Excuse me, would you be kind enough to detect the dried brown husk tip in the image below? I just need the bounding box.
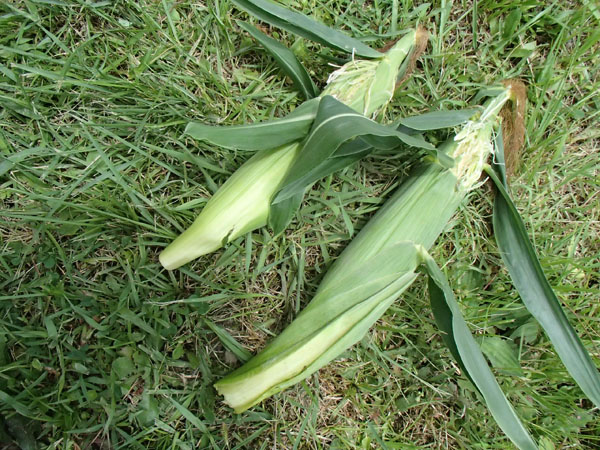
[379,26,429,89]
[500,79,527,178]
[397,26,429,87]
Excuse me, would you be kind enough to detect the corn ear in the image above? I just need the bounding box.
[214,242,420,412]
[160,30,422,270]
[322,29,417,118]
[159,142,301,270]
[214,88,513,412]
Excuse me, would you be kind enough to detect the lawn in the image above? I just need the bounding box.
[0,0,599,448]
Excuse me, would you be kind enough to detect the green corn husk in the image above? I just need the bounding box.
[159,30,421,270]
[159,142,301,270]
[214,87,513,413]
[321,30,417,118]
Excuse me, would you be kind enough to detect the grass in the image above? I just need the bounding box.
[0,0,599,448]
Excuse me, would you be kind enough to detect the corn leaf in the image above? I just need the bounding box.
[422,250,537,450]
[331,136,375,157]
[184,97,319,150]
[232,0,382,59]
[268,96,432,232]
[485,139,600,408]
[268,190,305,236]
[399,107,481,131]
[268,140,372,234]
[268,99,473,234]
[237,21,318,100]
[281,138,374,196]
[275,95,431,201]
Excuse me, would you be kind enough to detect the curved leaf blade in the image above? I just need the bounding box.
[232,0,382,58]
[268,190,304,236]
[331,136,374,158]
[422,250,537,450]
[399,107,481,131]
[204,318,252,363]
[184,97,319,150]
[267,96,433,232]
[267,96,432,232]
[238,21,318,100]
[485,161,600,408]
[275,96,432,202]
[268,140,372,234]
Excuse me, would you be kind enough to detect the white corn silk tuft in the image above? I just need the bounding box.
[450,87,513,192]
[450,120,494,192]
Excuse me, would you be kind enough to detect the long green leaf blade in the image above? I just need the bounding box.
[184,97,319,150]
[485,161,600,408]
[238,21,318,100]
[268,190,304,236]
[232,0,382,58]
[204,318,252,363]
[279,138,373,199]
[399,107,481,131]
[422,250,537,450]
[331,136,374,157]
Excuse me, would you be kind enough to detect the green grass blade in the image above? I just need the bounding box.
[421,250,538,450]
[168,398,209,433]
[231,0,382,58]
[237,21,318,100]
[0,415,39,450]
[204,318,252,363]
[184,97,319,150]
[485,163,600,408]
